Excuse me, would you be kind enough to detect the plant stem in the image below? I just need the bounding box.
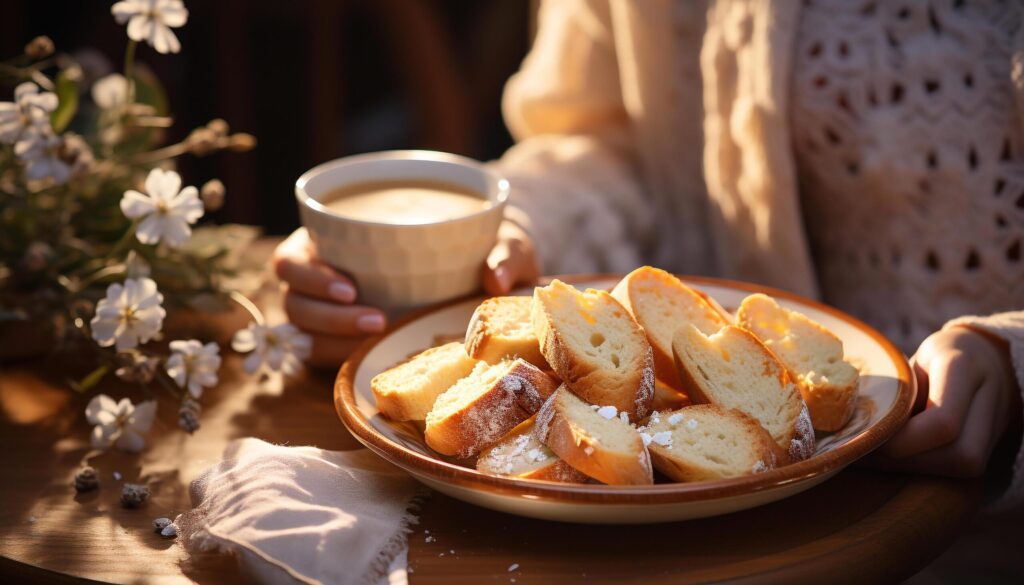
[130,141,189,165]
[229,290,264,326]
[123,39,137,106]
[106,219,139,261]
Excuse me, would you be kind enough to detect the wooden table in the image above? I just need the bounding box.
[0,242,984,584]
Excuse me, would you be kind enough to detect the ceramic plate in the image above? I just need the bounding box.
[334,275,915,524]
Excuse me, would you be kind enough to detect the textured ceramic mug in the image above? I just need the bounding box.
[295,150,508,315]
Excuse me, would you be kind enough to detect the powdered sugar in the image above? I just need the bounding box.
[686,419,698,429]
[634,346,656,418]
[640,432,653,447]
[619,411,630,424]
[533,393,557,443]
[667,412,684,425]
[583,446,595,456]
[596,405,617,420]
[651,431,673,447]
[499,368,544,412]
[526,448,548,463]
[788,403,816,462]
[752,460,768,473]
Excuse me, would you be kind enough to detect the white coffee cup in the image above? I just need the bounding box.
[295,150,509,315]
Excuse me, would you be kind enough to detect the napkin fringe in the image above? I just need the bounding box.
[360,488,430,585]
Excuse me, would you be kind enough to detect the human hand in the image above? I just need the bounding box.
[481,221,540,295]
[272,228,387,367]
[873,326,1020,477]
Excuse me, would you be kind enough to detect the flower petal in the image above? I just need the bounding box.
[14,82,37,101]
[171,186,204,223]
[160,217,192,248]
[242,352,262,375]
[120,190,156,219]
[85,394,117,425]
[135,214,166,245]
[159,0,189,27]
[126,14,153,43]
[232,326,258,352]
[91,424,117,450]
[115,429,145,453]
[128,400,158,433]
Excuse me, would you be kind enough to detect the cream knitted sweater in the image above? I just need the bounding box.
[493,0,1024,506]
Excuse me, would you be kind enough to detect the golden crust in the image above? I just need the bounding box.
[671,325,814,464]
[534,388,654,485]
[424,360,559,458]
[531,281,654,420]
[610,267,729,391]
[464,297,548,368]
[646,405,778,482]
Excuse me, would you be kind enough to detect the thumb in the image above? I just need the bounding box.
[482,234,538,295]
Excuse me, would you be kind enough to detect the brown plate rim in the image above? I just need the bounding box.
[333,274,916,505]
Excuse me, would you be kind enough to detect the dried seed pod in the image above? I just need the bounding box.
[74,466,99,492]
[120,483,150,508]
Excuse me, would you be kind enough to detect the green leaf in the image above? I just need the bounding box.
[71,365,109,393]
[50,70,79,133]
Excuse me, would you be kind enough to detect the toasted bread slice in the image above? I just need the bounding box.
[736,293,860,432]
[534,386,653,485]
[425,358,558,458]
[611,267,730,390]
[672,325,815,462]
[465,296,548,368]
[651,379,691,412]
[641,405,778,482]
[476,416,590,483]
[372,342,479,421]
[531,279,654,420]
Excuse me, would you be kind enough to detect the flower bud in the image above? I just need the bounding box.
[227,133,257,152]
[186,127,220,156]
[24,36,55,60]
[200,179,225,211]
[207,118,229,136]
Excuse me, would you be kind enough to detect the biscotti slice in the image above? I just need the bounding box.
[651,379,691,412]
[736,293,860,432]
[611,266,730,390]
[425,358,559,458]
[641,405,778,482]
[672,325,815,462]
[465,296,547,368]
[534,386,653,485]
[476,416,589,483]
[532,279,654,420]
[372,342,479,421]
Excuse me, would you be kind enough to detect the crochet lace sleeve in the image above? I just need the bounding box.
[490,0,653,275]
[944,311,1024,510]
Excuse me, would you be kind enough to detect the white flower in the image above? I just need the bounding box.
[90,277,166,351]
[85,394,157,452]
[166,339,221,398]
[112,0,189,54]
[120,168,203,248]
[0,82,57,145]
[92,73,129,110]
[232,322,312,375]
[15,133,71,184]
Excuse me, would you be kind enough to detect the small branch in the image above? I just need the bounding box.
[123,39,137,106]
[229,290,264,326]
[129,141,189,165]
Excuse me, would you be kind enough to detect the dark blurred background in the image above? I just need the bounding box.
[1,0,532,235]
